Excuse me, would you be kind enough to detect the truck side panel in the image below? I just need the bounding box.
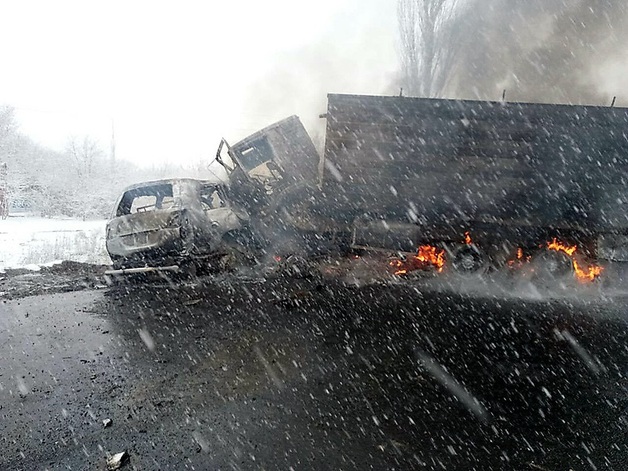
[321,94,628,234]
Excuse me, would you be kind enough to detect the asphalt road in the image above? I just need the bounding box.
[1,274,627,470]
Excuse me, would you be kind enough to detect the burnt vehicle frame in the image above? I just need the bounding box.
[217,94,628,280]
[105,178,253,276]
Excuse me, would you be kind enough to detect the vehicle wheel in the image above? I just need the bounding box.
[449,245,488,275]
[531,249,574,281]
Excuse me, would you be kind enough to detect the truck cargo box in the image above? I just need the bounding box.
[319,94,628,235]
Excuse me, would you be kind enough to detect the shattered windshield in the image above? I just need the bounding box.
[117,184,175,216]
[237,137,274,172]
[1,1,627,470]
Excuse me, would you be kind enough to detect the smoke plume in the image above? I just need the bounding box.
[229,2,399,147]
[229,0,628,146]
[449,0,628,105]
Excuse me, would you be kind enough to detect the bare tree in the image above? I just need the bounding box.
[66,136,103,178]
[398,0,464,97]
[0,106,16,137]
[0,106,18,157]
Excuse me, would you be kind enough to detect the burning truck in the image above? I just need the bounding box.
[216,93,628,282]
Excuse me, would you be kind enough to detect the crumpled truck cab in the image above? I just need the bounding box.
[105,178,249,275]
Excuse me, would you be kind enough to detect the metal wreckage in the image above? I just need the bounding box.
[105,93,628,283]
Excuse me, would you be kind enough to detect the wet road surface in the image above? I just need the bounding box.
[1,275,627,470]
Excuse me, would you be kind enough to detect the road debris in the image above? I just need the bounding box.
[183,298,202,306]
[103,418,112,428]
[107,451,129,470]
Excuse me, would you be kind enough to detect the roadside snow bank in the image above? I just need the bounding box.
[0,217,109,271]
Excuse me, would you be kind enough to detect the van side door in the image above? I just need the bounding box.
[199,184,243,250]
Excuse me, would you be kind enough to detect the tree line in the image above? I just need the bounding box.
[0,105,214,219]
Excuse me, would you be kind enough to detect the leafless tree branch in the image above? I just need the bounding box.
[398,0,464,97]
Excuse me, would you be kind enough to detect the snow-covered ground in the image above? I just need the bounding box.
[0,217,109,271]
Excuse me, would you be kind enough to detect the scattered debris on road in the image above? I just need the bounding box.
[106,451,129,470]
[0,261,108,299]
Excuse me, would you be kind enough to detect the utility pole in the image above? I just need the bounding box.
[110,118,116,175]
[0,162,8,219]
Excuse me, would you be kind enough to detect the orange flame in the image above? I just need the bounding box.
[547,238,577,256]
[508,247,530,266]
[464,231,472,245]
[573,260,603,282]
[389,258,406,275]
[389,245,446,275]
[417,245,446,272]
[546,238,603,282]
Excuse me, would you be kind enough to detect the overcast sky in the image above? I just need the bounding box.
[0,0,397,167]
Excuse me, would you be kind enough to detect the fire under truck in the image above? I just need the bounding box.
[218,94,628,281]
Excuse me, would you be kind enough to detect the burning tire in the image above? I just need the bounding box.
[449,245,487,275]
[530,248,574,281]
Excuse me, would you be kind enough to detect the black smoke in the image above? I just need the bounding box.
[449,0,628,104]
